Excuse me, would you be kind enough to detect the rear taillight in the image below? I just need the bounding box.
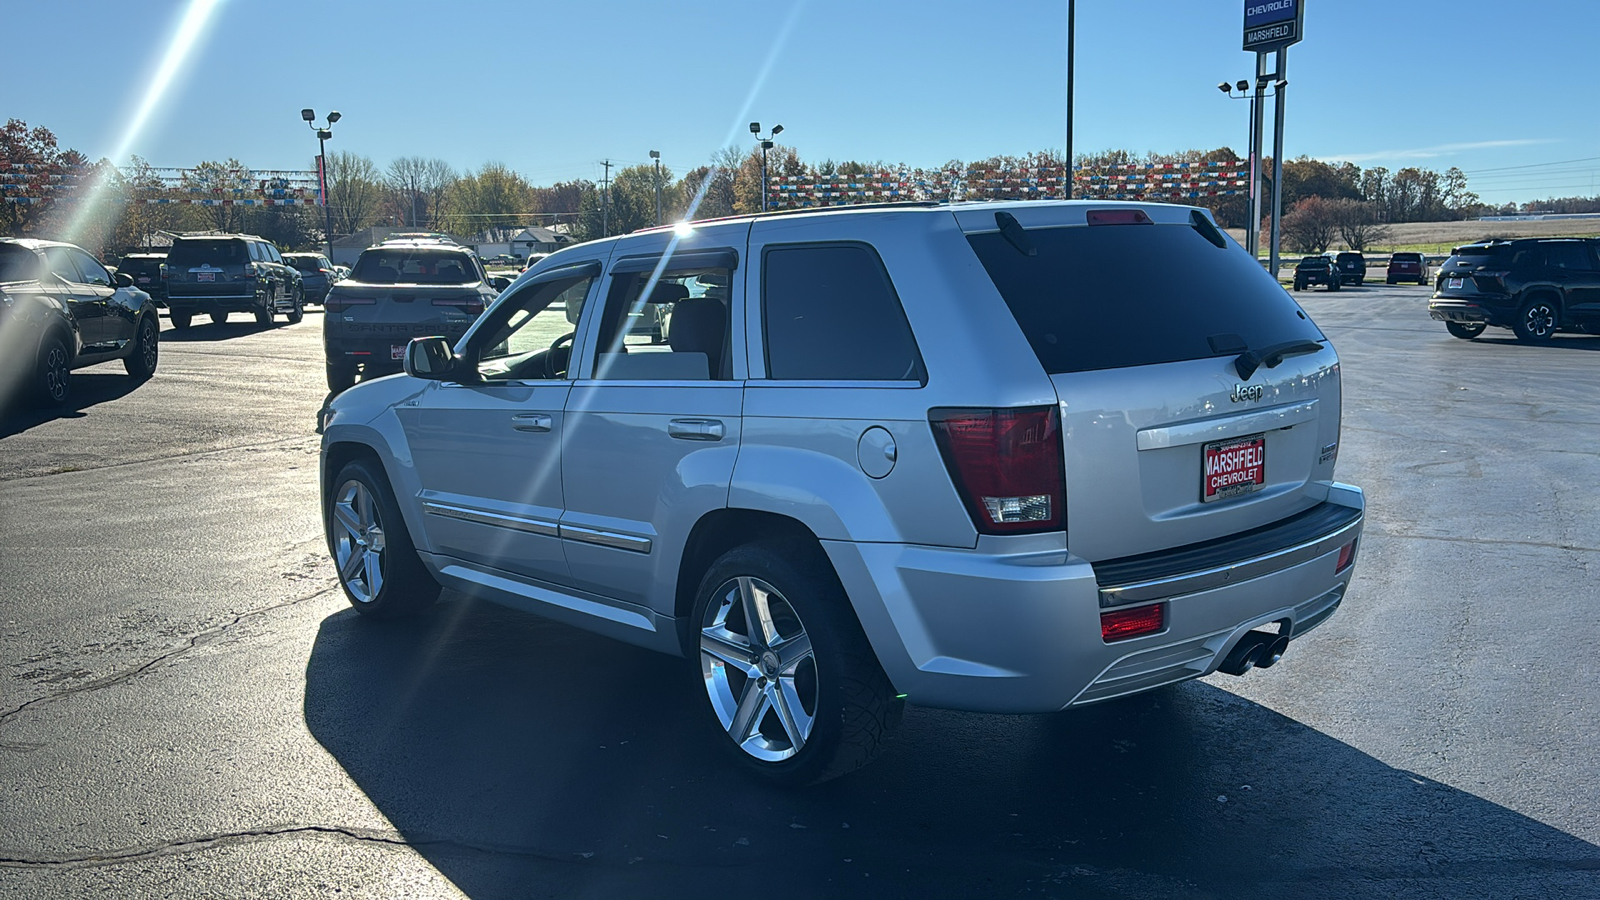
[432,298,484,314]
[930,406,1065,535]
[324,295,375,313]
[1101,604,1165,642]
[1335,539,1357,574]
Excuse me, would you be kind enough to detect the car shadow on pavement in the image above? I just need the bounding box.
[0,372,143,437]
[1465,335,1600,351]
[303,597,1600,900]
[158,320,282,342]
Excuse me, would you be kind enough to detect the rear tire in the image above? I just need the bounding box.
[692,540,902,785]
[287,288,304,324]
[1446,321,1486,340]
[1512,296,1558,343]
[211,311,228,325]
[171,310,192,330]
[123,315,159,380]
[327,362,358,393]
[33,334,71,408]
[1329,279,1341,292]
[255,301,273,326]
[327,458,440,618]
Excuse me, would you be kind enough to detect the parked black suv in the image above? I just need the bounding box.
[323,237,509,391]
[163,234,303,329]
[1292,256,1341,291]
[1429,239,1600,341]
[0,238,161,408]
[114,252,167,306]
[1333,251,1366,286]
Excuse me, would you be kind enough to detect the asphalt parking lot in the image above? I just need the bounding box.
[2,286,1598,899]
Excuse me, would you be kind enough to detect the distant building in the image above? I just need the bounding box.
[467,226,573,259]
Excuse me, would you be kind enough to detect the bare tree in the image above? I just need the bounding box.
[1328,198,1391,251]
[385,156,456,228]
[1282,196,1337,253]
[323,151,382,236]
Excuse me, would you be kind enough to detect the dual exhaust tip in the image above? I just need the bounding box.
[1218,629,1291,676]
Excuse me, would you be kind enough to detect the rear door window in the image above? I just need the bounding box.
[967,223,1324,375]
[761,243,924,382]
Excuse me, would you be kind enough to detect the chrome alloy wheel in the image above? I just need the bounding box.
[332,479,387,603]
[41,342,69,403]
[137,320,158,370]
[699,576,818,762]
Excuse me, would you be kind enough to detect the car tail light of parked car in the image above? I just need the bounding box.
[324,296,375,313]
[431,297,484,314]
[1101,604,1165,642]
[929,406,1065,535]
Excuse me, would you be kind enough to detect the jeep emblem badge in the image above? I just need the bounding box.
[1231,383,1265,403]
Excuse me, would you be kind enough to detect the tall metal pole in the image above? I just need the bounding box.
[653,156,662,226]
[319,134,334,262]
[1065,0,1075,199]
[1248,52,1268,262]
[600,159,611,237]
[760,145,769,213]
[1269,48,1288,277]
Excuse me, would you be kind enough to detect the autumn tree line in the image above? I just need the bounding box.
[3,117,1570,262]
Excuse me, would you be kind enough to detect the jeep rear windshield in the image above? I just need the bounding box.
[967,223,1324,375]
[351,249,478,285]
[168,239,247,266]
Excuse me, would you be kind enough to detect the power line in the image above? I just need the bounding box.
[1459,155,1600,175]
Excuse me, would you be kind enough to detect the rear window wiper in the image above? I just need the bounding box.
[1234,339,1324,380]
[994,211,1036,257]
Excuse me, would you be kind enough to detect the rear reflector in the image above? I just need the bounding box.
[1335,540,1357,574]
[1102,604,1165,642]
[930,406,1065,535]
[1087,209,1153,226]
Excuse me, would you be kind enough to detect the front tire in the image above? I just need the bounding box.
[693,541,902,785]
[327,458,440,617]
[1512,297,1558,343]
[1446,321,1486,340]
[124,316,159,380]
[327,361,358,393]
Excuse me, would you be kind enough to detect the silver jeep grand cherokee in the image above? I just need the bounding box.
[319,200,1363,785]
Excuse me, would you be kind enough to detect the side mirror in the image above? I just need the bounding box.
[404,336,457,380]
[488,276,512,292]
[114,272,134,288]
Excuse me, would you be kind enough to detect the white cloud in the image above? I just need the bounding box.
[1323,139,1557,164]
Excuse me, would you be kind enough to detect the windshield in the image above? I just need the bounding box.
[0,245,43,281]
[350,248,478,284]
[168,239,247,266]
[967,223,1323,374]
[117,257,164,275]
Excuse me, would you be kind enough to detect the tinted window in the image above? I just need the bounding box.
[968,223,1324,375]
[0,245,42,281]
[67,248,110,286]
[116,257,164,277]
[351,248,478,284]
[168,239,248,266]
[762,244,924,381]
[1546,242,1595,270]
[1391,252,1421,263]
[42,247,85,284]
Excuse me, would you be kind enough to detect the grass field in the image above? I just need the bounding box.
[1225,217,1600,257]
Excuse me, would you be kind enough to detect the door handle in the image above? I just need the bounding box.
[511,413,552,433]
[668,418,725,441]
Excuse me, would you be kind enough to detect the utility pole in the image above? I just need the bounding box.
[600,159,612,237]
[1065,0,1075,200]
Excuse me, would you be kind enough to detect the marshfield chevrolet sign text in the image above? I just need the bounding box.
[1243,0,1303,51]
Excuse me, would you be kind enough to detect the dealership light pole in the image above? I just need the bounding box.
[1217,77,1286,263]
[649,150,662,226]
[1065,0,1075,199]
[301,108,340,262]
[1241,0,1304,276]
[751,122,782,212]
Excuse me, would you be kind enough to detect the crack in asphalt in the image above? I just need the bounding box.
[0,584,338,730]
[0,434,319,483]
[1364,529,1599,555]
[0,824,659,871]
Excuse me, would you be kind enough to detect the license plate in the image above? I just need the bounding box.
[1447,277,1463,289]
[391,344,407,360]
[196,272,215,282]
[136,276,151,283]
[1203,434,1266,502]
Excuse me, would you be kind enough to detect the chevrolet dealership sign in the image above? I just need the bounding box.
[1243,0,1304,51]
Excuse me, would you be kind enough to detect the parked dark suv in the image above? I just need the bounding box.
[323,237,508,391]
[1386,251,1428,285]
[1292,256,1341,291]
[1333,251,1366,286]
[1429,239,1600,341]
[114,252,167,306]
[0,238,161,408]
[163,234,303,329]
[283,252,337,306]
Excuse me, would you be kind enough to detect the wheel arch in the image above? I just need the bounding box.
[673,508,829,652]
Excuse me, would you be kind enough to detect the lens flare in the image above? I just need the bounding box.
[64,0,225,243]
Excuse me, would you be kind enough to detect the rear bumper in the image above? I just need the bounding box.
[166,290,261,311]
[1429,299,1502,325]
[826,483,1365,714]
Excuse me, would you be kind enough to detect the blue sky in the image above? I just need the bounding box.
[4,0,1597,204]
